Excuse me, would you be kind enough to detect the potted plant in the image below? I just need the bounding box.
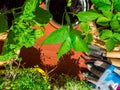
[0,0,52,65]
[42,0,91,59]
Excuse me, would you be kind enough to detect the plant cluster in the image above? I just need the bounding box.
[0,65,49,90]
[0,0,52,61]
[50,74,92,90]
[77,0,120,51]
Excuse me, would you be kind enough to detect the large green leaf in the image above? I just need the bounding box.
[57,36,72,59]
[72,36,89,53]
[33,7,52,24]
[42,26,69,44]
[100,30,113,40]
[96,16,110,26]
[70,28,82,37]
[0,14,8,33]
[112,0,120,11]
[110,15,120,29]
[102,11,113,20]
[106,38,116,51]
[77,11,101,22]
[91,0,111,11]
[113,33,120,42]
[69,28,89,53]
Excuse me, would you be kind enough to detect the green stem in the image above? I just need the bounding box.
[3,6,22,15]
[111,2,114,13]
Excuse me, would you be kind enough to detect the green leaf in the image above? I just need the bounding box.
[113,33,120,42]
[67,0,72,7]
[110,15,120,29]
[33,7,52,24]
[77,11,101,22]
[70,28,82,37]
[83,34,93,44]
[106,38,116,51]
[69,29,89,53]
[0,14,8,33]
[102,11,113,20]
[112,0,120,11]
[42,26,69,44]
[91,0,111,11]
[72,36,89,53]
[57,36,72,59]
[96,16,110,26]
[113,28,120,33]
[80,22,90,33]
[100,30,113,40]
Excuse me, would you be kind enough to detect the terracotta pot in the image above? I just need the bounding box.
[20,2,91,80]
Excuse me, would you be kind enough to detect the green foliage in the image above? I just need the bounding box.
[0,0,52,61]
[77,11,102,22]
[42,26,69,44]
[42,26,89,59]
[0,14,8,33]
[33,6,52,24]
[77,0,120,51]
[42,0,92,59]
[0,68,49,90]
[67,0,72,7]
[50,74,92,90]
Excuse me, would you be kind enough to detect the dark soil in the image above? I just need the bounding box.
[0,0,25,27]
[48,0,82,25]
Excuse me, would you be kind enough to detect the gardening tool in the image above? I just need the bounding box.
[83,45,120,90]
[87,45,120,67]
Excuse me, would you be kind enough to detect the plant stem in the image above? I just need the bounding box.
[3,7,22,15]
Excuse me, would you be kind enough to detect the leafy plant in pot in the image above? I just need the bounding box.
[0,0,52,65]
[42,0,91,59]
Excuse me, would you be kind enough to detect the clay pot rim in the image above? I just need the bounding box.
[45,0,90,28]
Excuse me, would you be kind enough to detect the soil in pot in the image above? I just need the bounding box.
[46,0,89,25]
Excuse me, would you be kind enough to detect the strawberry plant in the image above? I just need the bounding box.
[77,0,120,51]
[0,0,52,61]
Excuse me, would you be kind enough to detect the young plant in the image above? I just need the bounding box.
[42,0,90,60]
[0,0,52,61]
[77,0,120,51]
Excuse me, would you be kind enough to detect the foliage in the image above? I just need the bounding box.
[77,0,120,51]
[0,67,49,90]
[42,2,90,59]
[50,74,92,90]
[0,0,52,61]
[0,14,8,33]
